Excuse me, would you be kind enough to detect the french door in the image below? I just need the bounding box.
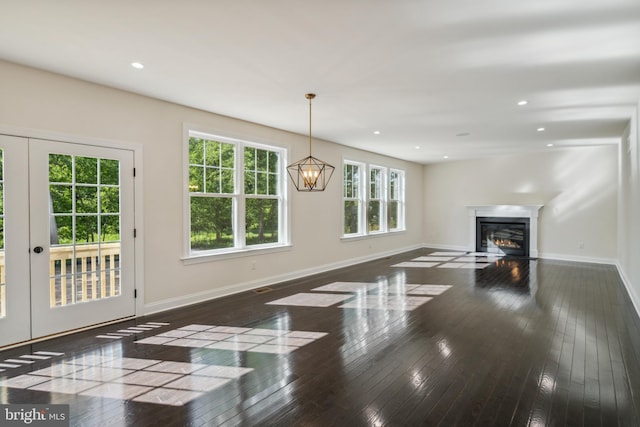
[0,135,136,347]
[0,136,30,346]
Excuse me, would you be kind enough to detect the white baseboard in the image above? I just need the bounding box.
[143,243,422,316]
[423,243,618,265]
[537,252,617,265]
[616,262,640,320]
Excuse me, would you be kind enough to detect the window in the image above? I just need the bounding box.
[188,137,235,251]
[343,162,363,235]
[368,166,385,232]
[186,131,287,256]
[343,161,405,237]
[388,169,405,231]
[244,146,280,246]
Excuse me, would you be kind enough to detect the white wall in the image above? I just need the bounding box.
[618,101,640,310]
[0,60,423,313]
[423,146,618,262]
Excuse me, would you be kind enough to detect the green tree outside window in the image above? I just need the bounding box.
[188,135,283,252]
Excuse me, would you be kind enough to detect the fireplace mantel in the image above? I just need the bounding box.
[466,205,543,257]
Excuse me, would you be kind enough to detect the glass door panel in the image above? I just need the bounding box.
[49,155,122,307]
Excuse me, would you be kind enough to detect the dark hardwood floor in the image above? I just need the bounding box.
[1,248,640,426]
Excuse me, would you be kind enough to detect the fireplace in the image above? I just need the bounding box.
[467,205,542,258]
[476,217,530,256]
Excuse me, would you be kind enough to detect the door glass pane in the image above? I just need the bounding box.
[100,159,119,185]
[49,154,72,183]
[100,215,120,242]
[0,148,5,318]
[100,187,120,214]
[51,215,73,245]
[75,156,97,184]
[50,185,73,213]
[49,154,121,307]
[76,187,98,214]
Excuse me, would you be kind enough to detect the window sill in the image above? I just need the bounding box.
[182,244,292,265]
[340,229,406,242]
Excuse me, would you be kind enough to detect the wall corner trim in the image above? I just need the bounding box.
[617,262,640,320]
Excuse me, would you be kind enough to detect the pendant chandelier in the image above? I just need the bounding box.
[287,93,335,191]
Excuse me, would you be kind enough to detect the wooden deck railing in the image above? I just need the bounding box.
[0,243,120,316]
[49,243,121,307]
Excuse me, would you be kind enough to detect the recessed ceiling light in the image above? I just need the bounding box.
[415,146,421,149]
[537,127,545,132]
[517,100,528,106]
[131,62,144,69]
[547,143,554,147]
[373,130,381,135]
[443,155,449,159]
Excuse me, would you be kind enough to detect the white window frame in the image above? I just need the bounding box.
[183,129,289,261]
[343,160,365,236]
[368,165,386,234]
[388,168,405,231]
[342,160,405,238]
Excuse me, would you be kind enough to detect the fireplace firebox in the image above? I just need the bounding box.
[476,217,530,257]
[467,205,542,257]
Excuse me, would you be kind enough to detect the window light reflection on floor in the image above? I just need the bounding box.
[0,355,254,406]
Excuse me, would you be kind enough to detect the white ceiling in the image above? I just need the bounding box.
[1,0,639,164]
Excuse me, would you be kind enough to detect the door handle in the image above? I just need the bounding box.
[33,246,44,254]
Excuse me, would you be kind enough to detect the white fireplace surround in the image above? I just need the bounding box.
[467,205,543,257]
